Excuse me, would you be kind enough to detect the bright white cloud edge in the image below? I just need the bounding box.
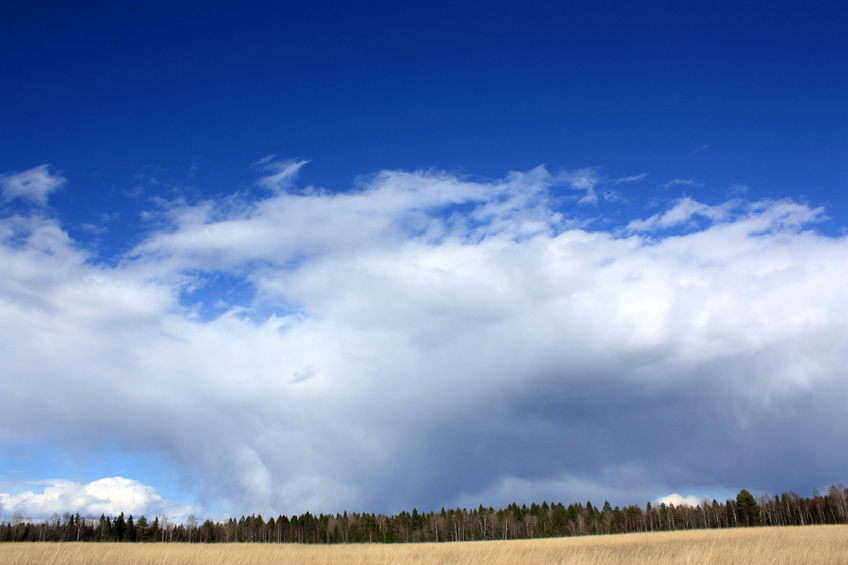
[0,478,199,522]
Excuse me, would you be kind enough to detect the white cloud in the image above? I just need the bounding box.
[0,163,845,517]
[253,157,309,193]
[626,197,730,231]
[601,189,624,203]
[660,178,702,189]
[0,165,66,206]
[0,478,198,521]
[555,167,601,205]
[657,493,703,508]
[624,197,824,234]
[612,173,648,185]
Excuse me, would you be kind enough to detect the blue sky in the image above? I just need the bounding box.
[1,1,846,521]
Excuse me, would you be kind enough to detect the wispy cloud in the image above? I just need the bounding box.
[0,165,66,206]
[612,173,648,185]
[626,196,824,234]
[626,197,731,232]
[660,178,703,189]
[727,183,750,197]
[253,157,309,193]
[553,167,601,205]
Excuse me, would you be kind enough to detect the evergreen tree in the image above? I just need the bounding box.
[114,513,125,541]
[136,516,149,541]
[736,489,761,526]
[126,514,136,541]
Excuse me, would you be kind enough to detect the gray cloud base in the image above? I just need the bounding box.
[0,164,845,519]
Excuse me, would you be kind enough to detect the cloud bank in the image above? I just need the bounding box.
[1,163,845,519]
[0,478,198,522]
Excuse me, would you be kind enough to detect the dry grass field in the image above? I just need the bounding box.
[1,525,845,565]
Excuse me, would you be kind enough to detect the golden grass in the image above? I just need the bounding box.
[1,525,846,565]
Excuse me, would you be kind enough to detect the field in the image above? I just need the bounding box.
[1,525,845,565]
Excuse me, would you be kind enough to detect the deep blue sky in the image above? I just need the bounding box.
[3,1,846,226]
[1,1,846,520]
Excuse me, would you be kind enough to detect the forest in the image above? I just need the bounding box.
[2,485,845,544]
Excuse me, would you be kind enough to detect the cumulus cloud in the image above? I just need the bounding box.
[0,478,198,521]
[0,165,65,206]
[0,162,845,518]
[657,493,703,508]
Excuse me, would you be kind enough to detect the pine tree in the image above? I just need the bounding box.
[114,512,125,541]
[736,489,761,526]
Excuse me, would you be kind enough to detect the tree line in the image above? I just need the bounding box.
[2,485,845,543]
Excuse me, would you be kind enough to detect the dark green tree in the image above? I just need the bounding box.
[150,516,160,542]
[736,489,761,526]
[136,516,149,541]
[126,514,136,541]
[98,514,111,541]
[114,512,125,541]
